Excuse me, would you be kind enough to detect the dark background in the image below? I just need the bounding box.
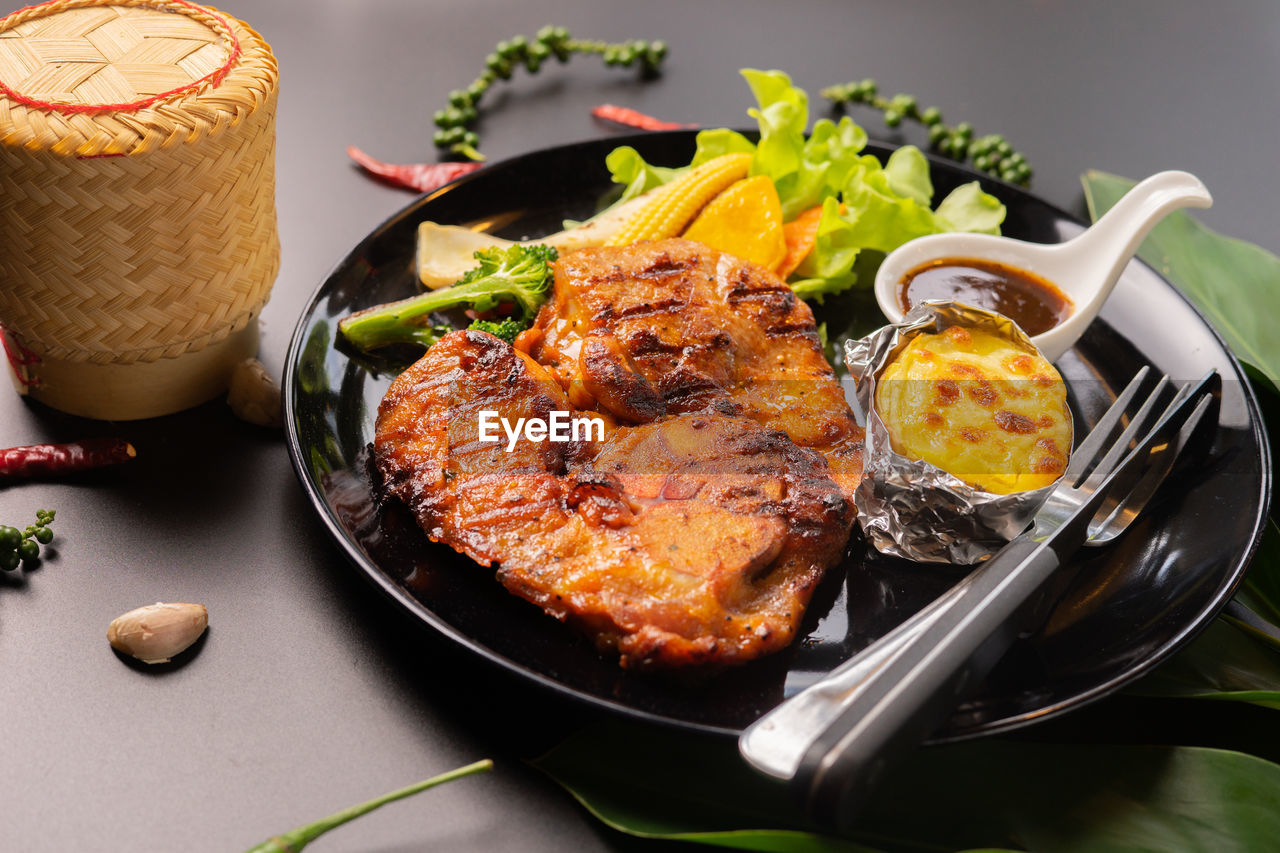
[2,1,1277,850]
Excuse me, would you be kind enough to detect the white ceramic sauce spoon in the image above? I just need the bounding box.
[873,170,1212,361]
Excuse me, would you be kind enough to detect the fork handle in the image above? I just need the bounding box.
[794,535,1062,827]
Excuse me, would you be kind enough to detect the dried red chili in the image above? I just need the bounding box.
[590,104,694,131]
[346,147,482,193]
[0,438,136,480]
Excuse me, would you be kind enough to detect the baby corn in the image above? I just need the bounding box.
[606,153,752,246]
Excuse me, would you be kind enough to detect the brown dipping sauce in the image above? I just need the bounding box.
[898,257,1073,337]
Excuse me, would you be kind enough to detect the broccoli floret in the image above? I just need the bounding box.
[338,244,557,352]
[467,317,527,344]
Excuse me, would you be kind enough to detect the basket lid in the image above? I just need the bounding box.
[0,0,276,157]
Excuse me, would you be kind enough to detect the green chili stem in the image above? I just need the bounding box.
[245,759,494,853]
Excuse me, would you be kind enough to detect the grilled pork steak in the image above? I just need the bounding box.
[375,241,863,669]
[519,239,864,500]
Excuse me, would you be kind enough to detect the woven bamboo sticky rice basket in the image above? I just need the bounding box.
[0,0,279,419]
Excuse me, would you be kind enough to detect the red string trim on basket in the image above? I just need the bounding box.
[0,324,40,388]
[0,0,243,116]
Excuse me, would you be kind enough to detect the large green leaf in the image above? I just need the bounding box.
[1127,514,1280,708]
[1084,173,1280,703]
[1228,376,1280,652]
[1081,170,1280,394]
[534,723,1280,852]
[533,723,874,853]
[1236,519,1280,639]
[1128,618,1280,709]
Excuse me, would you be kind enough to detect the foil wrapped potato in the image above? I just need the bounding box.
[846,302,1072,564]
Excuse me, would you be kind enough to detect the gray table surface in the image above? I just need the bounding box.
[2,1,1277,850]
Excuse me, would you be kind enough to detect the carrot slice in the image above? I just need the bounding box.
[777,205,826,279]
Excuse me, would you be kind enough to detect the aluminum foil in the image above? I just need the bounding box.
[844,301,1067,564]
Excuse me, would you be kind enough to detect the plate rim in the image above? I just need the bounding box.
[283,130,1273,741]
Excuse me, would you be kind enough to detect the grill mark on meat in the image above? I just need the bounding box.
[624,328,681,357]
[637,250,700,276]
[580,335,666,423]
[658,368,726,405]
[605,297,688,321]
[725,286,795,305]
[762,322,817,337]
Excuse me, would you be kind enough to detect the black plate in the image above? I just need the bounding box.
[283,131,1270,740]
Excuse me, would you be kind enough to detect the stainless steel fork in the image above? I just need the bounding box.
[739,367,1220,826]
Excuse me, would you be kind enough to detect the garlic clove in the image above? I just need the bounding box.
[227,357,283,428]
[107,602,208,664]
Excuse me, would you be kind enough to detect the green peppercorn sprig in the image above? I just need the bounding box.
[821,79,1033,186]
[0,509,54,571]
[433,26,668,161]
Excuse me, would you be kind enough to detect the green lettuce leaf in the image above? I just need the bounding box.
[800,116,870,206]
[790,197,862,301]
[739,69,870,220]
[603,69,1006,302]
[691,127,757,165]
[936,181,1007,234]
[743,67,808,191]
[605,145,686,203]
[792,148,1005,300]
[734,70,1005,299]
[603,129,754,207]
[882,144,933,207]
[839,153,941,250]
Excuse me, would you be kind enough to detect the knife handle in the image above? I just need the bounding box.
[793,535,1062,828]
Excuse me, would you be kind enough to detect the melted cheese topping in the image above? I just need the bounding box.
[875,326,1070,494]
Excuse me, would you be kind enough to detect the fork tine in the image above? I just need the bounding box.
[1073,374,1170,491]
[1072,371,1219,539]
[1130,370,1219,450]
[1089,392,1215,539]
[1088,372,1220,540]
[1063,365,1151,483]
